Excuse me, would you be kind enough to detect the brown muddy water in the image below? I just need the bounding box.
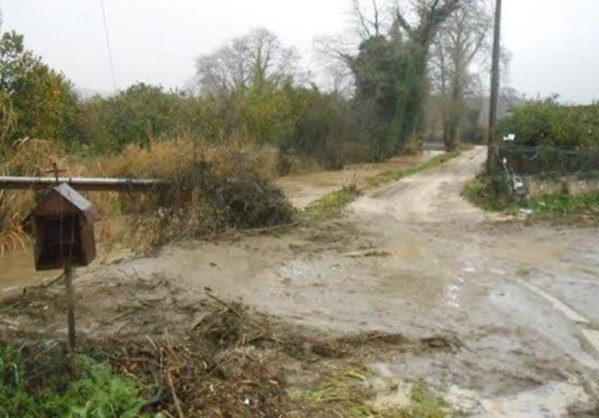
[276,153,433,209]
[0,153,433,294]
[0,252,55,295]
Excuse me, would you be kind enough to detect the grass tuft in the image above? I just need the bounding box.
[302,179,362,221]
[367,151,460,188]
[302,151,461,221]
[291,370,453,418]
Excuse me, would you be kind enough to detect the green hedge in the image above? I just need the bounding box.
[498,99,599,149]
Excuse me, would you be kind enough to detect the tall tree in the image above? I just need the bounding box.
[429,0,492,149]
[344,0,463,158]
[193,29,301,146]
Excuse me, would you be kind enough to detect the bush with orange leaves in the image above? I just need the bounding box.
[94,139,295,251]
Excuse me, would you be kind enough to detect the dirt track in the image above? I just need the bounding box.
[2,147,599,416]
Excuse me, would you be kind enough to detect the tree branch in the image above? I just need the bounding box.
[394,9,413,36]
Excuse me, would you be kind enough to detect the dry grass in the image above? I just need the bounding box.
[93,139,294,251]
[0,139,67,254]
[0,138,294,254]
[0,139,111,253]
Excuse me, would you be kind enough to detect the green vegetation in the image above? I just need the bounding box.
[303,183,362,221]
[498,98,599,148]
[463,174,599,218]
[526,192,599,217]
[484,98,599,214]
[495,99,599,176]
[462,174,515,211]
[368,151,461,187]
[346,1,461,159]
[289,366,379,417]
[0,27,77,151]
[402,379,452,418]
[0,344,147,418]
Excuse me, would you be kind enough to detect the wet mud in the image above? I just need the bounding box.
[2,147,599,416]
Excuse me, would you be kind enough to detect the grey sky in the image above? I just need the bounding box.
[1,0,598,103]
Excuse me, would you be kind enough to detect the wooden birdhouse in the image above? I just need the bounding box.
[26,184,100,271]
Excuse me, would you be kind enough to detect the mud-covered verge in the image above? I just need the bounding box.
[0,281,461,417]
[462,174,599,225]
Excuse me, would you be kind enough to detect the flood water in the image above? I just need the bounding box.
[0,153,436,294]
[0,251,54,296]
[276,154,430,209]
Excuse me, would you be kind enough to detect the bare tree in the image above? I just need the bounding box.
[429,0,492,149]
[195,28,299,96]
[351,0,385,39]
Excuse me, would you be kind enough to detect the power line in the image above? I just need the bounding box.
[99,0,118,92]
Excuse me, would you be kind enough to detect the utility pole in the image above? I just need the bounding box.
[487,0,503,173]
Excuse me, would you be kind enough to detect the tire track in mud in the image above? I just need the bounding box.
[519,279,599,363]
[348,146,599,415]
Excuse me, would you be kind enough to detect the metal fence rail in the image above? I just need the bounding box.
[0,176,167,192]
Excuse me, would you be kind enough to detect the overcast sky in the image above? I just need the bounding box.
[1,0,598,103]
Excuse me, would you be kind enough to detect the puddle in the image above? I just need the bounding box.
[0,246,120,295]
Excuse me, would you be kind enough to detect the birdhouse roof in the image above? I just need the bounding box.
[32,183,100,222]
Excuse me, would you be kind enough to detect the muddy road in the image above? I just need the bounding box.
[2,147,599,416]
[275,153,431,209]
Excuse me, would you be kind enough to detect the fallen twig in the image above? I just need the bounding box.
[167,369,185,418]
[205,292,245,319]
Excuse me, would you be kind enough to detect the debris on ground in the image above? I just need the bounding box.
[0,276,461,417]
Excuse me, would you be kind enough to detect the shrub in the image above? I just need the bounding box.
[0,343,146,418]
[462,174,514,211]
[97,140,295,250]
[71,83,203,154]
[0,30,79,146]
[498,99,599,149]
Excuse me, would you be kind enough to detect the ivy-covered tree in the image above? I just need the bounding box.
[342,0,463,159]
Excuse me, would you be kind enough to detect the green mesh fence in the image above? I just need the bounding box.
[496,144,599,178]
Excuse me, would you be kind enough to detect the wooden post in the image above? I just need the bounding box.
[64,264,78,375]
[487,0,503,174]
